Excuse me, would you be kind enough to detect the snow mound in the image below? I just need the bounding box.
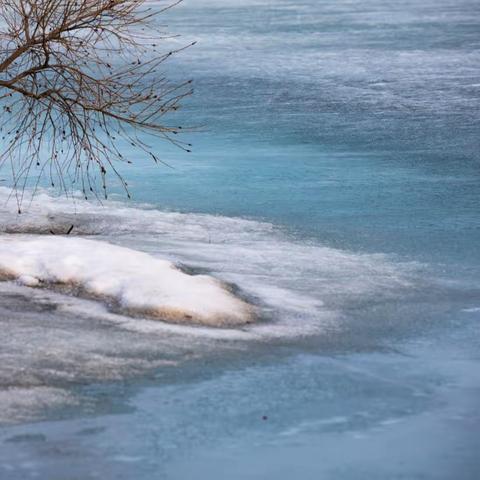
[0,236,254,326]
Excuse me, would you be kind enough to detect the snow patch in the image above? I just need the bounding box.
[0,236,254,326]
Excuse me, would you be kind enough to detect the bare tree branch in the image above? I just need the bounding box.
[0,0,193,211]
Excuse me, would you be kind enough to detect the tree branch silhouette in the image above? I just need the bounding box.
[0,0,193,211]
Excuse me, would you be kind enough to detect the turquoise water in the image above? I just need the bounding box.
[123,0,480,266]
[1,0,480,478]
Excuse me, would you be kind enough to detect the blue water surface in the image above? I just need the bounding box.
[119,0,480,267]
[1,1,480,479]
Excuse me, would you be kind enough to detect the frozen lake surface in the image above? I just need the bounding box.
[0,0,479,478]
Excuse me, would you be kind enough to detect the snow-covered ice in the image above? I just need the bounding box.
[0,236,254,326]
